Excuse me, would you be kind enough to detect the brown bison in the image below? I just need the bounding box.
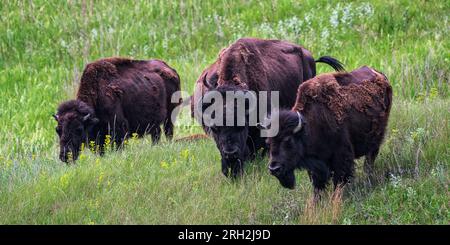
[54,57,181,162]
[262,66,392,194]
[192,38,344,177]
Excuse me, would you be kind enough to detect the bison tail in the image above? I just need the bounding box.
[384,82,393,114]
[315,56,345,72]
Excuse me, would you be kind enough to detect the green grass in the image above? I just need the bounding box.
[0,0,448,224]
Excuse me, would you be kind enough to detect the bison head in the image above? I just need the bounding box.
[263,110,306,189]
[211,123,249,178]
[197,84,257,178]
[53,100,99,162]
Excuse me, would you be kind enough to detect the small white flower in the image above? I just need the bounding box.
[107,27,114,35]
[342,4,353,26]
[60,39,67,48]
[358,2,374,18]
[91,28,98,39]
[321,28,330,40]
[389,173,402,188]
[406,187,416,198]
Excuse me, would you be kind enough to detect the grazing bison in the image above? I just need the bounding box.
[192,38,344,177]
[263,66,392,194]
[54,57,181,162]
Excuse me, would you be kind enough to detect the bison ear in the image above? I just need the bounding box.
[83,113,99,126]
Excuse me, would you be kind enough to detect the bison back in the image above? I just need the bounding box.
[294,67,392,158]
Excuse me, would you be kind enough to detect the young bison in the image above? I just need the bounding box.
[262,66,392,194]
[54,57,181,162]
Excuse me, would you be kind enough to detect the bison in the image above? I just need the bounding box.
[192,38,344,177]
[262,66,392,195]
[54,57,181,162]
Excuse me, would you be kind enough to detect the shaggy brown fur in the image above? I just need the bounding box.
[191,38,344,177]
[293,66,392,124]
[191,38,324,114]
[267,66,392,192]
[55,57,181,162]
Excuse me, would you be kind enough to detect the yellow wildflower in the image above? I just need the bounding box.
[59,173,69,189]
[79,153,86,161]
[89,141,96,152]
[180,149,189,160]
[132,133,138,140]
[97,172,104,187]
[160,161,169,169]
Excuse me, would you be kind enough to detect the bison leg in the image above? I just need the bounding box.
[329,138,355,189]
[364,147,379,176]
[114,120,129,149]
[306,158,330,201]
[89,130,105,155]
[230,159,244,178]
[310,171,329,202]
[220,158,244,178]
[106,107,129,149]
[221,158,230,177]
[364,147,380,186]
[150,126,162,144]
[163,118,174,140]
[331,155,354,190]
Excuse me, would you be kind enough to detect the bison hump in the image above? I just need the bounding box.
[293,71,391,123]
[77,59,122,107]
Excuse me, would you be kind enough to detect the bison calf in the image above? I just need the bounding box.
[54,57,181,162]
[263,66,392,193]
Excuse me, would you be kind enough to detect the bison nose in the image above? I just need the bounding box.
[269,162,282,175]
[223,148,239,159]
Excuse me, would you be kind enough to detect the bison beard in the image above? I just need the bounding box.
[267,66,392,195]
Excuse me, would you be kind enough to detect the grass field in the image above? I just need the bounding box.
[0,0,448,224]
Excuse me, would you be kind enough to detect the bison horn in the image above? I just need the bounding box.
[269,164,281,171]
[52,114,59,121]
[83,113,91,122]
[256,122,267,130]
[293,111,303,133]
[202,72,213,90]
